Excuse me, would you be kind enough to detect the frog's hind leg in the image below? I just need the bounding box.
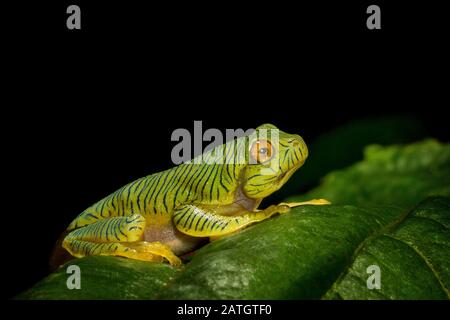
[62,214,181,266]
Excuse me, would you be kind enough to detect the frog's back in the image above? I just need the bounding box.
[67,167,179,230]
[66,159,240,231]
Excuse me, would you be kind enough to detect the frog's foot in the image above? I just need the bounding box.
[208,204,290,242]
[278,199,331,208]
[63,240,181,266]
[253,203,291,214]
[125,241,182,266]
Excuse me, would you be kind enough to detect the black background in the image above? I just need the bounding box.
[5,0,449,306]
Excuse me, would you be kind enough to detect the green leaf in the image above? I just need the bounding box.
[158,203,405,299]
[17,140,450,300]
[158,197,449,299]
[16,256,180,300]
[324,197,450,299]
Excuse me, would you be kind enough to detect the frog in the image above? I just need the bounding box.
[57,124,329,266]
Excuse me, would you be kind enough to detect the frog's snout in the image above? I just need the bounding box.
[289,135,308,162]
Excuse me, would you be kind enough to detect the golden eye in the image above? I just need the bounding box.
[250,140,273,164]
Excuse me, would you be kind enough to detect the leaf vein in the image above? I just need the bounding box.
[410,215,449,231]
[383,234,450,298]
[321,201,423,299]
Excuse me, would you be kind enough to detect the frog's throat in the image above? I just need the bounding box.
[234,162,303,210]
[234,185,262,211]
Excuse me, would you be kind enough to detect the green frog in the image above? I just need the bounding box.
[57,124,329,266]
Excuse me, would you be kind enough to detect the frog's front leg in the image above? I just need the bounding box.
[173,199,331,241]
[62,214,181,266]
[172,204,291,238]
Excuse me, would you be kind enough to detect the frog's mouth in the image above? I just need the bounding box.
[277,161,303,186]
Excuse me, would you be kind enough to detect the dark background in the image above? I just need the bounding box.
[5,1,449,299]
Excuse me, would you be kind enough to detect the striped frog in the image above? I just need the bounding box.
[56,124,329,266]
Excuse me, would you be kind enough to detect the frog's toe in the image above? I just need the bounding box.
[279,199,331,207]
[126,241,182,266]
[125,250,166,263]
[277,204,291,213]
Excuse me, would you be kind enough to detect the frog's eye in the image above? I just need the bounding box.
[250,140,274,164]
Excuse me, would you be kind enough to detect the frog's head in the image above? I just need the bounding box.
[242,124,308,199]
